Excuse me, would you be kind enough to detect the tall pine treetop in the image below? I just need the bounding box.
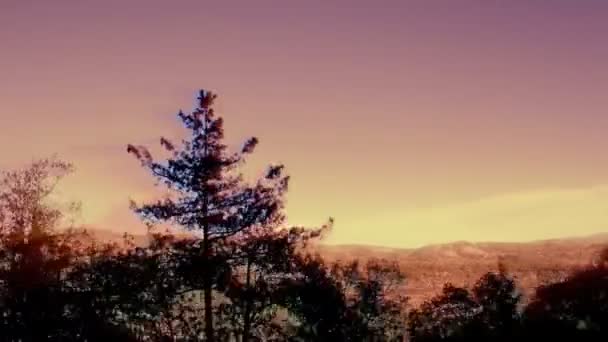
[128,89,288,242]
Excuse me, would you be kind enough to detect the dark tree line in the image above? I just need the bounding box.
[0,90,607,341]
[407,257,608,342]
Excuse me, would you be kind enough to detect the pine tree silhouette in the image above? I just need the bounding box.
[128,90,290,341]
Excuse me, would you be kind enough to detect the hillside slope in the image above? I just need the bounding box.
[317,234,608,304]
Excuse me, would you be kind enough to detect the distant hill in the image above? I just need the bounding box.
[316,233,608,305]
[81,227,608,305]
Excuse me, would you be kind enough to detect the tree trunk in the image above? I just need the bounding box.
[204,283,213,341]
[242,255,252,342]
[203,229,214,342]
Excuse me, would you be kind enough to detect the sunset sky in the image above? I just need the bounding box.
[1,1,608,247]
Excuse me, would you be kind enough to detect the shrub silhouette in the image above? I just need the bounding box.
[523,249,608,341]
[472,269,521,340]
[282,254,406,341]
[407,269,521,342]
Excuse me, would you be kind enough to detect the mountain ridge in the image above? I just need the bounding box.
[82,227,608,304]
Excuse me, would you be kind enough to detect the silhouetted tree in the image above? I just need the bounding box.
[523,248,608,341]
[282,254,406,341]
[0,159,125,341]
[471,267,521,341]
[128,89,290,341]
[66,234,180,341]
[280,254,351,340]
[351,259,407,340]
[219,225,329,341]
[407,283,480,342]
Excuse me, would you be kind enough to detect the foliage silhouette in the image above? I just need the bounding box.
[407,268,521,342]
[127,89,292,341]
[523,248,608,341]
[281,254,406,341]
[471,268,521,340]
[0,159,135,341]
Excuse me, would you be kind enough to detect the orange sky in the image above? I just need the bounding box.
[1,1,608,247]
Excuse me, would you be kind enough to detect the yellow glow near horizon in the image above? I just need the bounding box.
[2,1,608,247]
